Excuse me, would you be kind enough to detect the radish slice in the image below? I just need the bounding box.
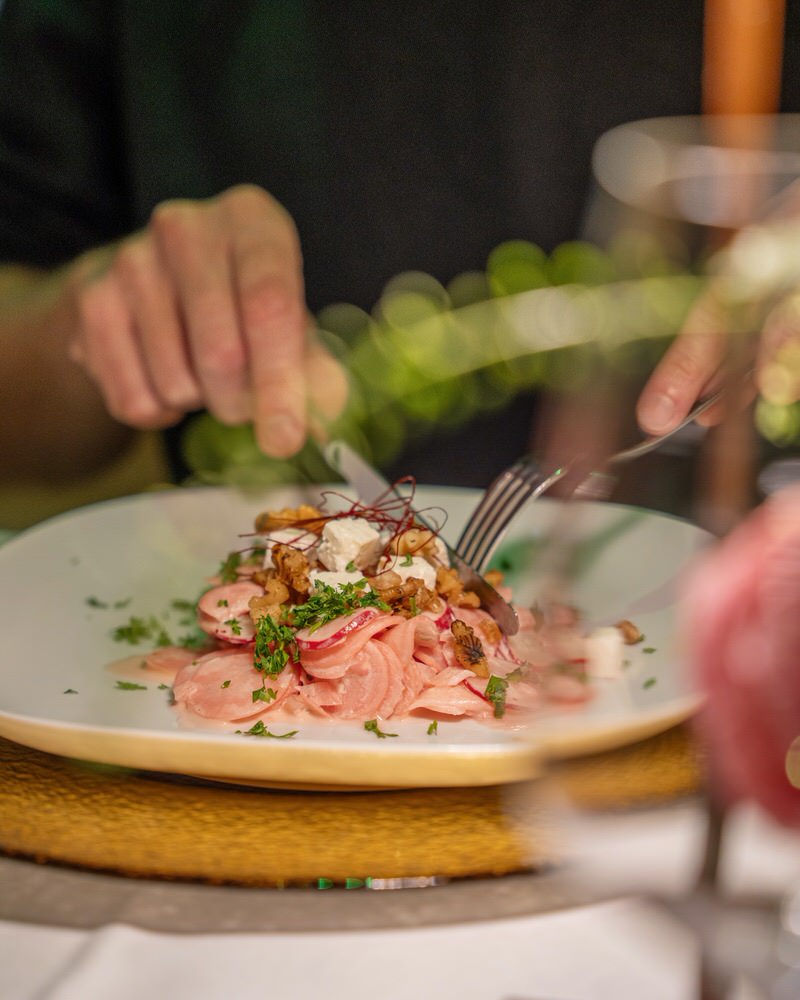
[294,607,382,651]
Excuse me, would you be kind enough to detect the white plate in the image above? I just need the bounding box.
[0,486,707,788]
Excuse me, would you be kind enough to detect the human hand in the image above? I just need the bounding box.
[67,184,346,458]
[637,221,800,437]
[683,485,800,824]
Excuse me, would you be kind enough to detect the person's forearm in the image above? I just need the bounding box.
[0,263,133,482]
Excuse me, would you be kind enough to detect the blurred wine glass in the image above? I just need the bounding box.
[521,113,800,998]
[582,114,800,270]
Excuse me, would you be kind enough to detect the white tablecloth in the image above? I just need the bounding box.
[2,900,696,1000]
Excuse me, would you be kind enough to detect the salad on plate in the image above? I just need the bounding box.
[124,486,642,737]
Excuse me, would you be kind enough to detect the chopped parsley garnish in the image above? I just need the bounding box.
[218,551,242,583]
[364,719,398,739]
[168,597,209,649]
[345,559,357,572]
[170,598,196,615]
[217,598,229,608]
[252,686,277,703]
[158,683,171,691]
[254,614,296,677]
[408,595,418,617]
[63,688,78,694]
[224,617,242,636]
[86,595,132,610]
[291,581,389,634]
[115,680,147,691]
[111,616,172,647]
[485,675,509,718]
[175,628,210,651]
[642,647,656,654]
[401,553,414,567]
[235,721,298,738]
[643,677,657,689]
[427,720,438,736]
[221,679,231,688]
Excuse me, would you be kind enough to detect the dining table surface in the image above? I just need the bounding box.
[2,443,800,1000]
[3,796,800,999]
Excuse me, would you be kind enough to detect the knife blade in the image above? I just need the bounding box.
[324,440,519,635]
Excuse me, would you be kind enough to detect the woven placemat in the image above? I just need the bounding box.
[0,726,702,886]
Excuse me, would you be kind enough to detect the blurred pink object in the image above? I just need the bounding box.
[684,484,800,824]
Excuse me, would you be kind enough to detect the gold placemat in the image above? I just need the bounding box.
[0,726,702,886]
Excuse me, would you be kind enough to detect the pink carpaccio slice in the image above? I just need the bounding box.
[325,642,393,720]
[298,611,406,679]
[144,645,202,679]
[173,648,297,720]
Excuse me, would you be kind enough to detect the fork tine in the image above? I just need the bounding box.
[463,475,555,571]
[457,458,562,571]
[456,460,534,562]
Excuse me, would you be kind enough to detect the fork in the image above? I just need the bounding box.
[456,384,728,572]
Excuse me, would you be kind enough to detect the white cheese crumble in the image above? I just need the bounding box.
[317,517,383,572]
[585,626,625,679]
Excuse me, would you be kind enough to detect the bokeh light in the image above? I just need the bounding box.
[180,231,800,486]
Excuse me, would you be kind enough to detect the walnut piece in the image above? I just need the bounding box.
[389,528,441,561]
[272,542,311,598]
[484,568,504,589]
[450,619,489,678]
[615,619,643,645]
[435,565,481,609]
[254,504,326,534]
[248,596,282,624]
[366,573,436,617]
[478,619,502,646]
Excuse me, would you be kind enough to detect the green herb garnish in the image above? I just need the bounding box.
[235,721,298,738]
[364,719,398,739]
[291,581,389,634]
[170,598,195,615]
[642,647,656,654]
[224,617,242,636]
[86,596,108,609]
[485,675,509,718]
[217,599,229,608]
[218,551,242,584]
[643,677,657,689]
[111,616,172,647]
[158,683,171,691]
[401,553,414,567]
[221,680,231,689]
[115,680,147,691]
[427,720,438,736]
[252,686,277,703]
[176,628,210,651]
[63,688,78,694]
[253,614,296,677]
[345,559,357,572]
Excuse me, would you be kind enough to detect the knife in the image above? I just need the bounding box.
[324,440,519,635]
